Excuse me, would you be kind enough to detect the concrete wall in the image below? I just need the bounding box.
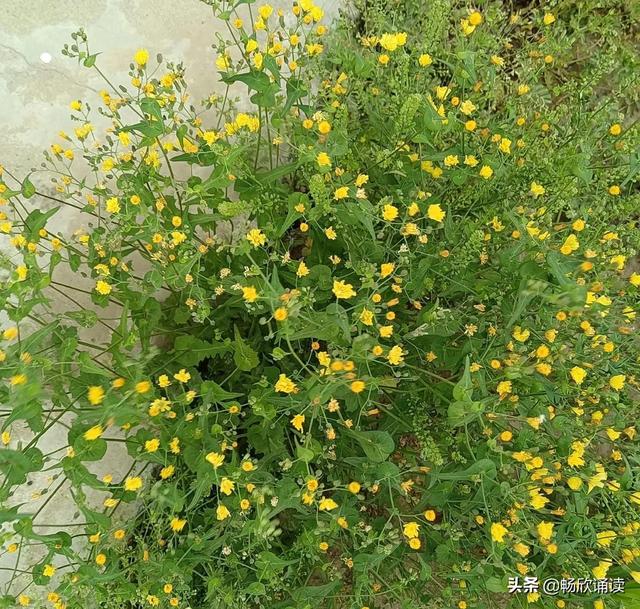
[0,0,341,596]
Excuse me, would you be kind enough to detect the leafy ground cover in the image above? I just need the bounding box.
[0,0,639,608]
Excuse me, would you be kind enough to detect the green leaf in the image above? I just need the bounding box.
[245,582,266,596]
[23,206,60,240]
[0,448,44,485]
[254,162,298,185]
[21,175,36,199]
[222,71,278,107]
[78,352,111,377]
[233,326,259,371]
[447,400,485,427]
[485,577,505,593]
[276,193,306,237]
[350,430,394,463]
[172,335,231,367]
[201,381,242,405]
[296,445,315,462]
[290,580,342,603]
[255,551,297,580]
[283,77,307,113]
[83,53,98,67]
[452,356,473,402]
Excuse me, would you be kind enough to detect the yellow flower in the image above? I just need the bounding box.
[460,100,476,116]
[220,478,235,495]
[380,263,395,278]
[84,425,104,441]
[348,481,361,494]
[513,542,530,557]
[297,261,310,277]
[609,375,625,391]
[291,414,305,432]
[587,463,607,493]
[605,124,622,139]
[427,203,446,222]
[160,465,175,479]
[543,12,556,25]
[206,452,225,469]
[170,517,186,532]
[318,497,338,510]
[596,530,616,547]
[468,10,483,26]
[424,509,437,522]
[479,165,493,179]
[258,4,273,19]
[95,280,112,295]
[387,345,404,365]
[592,560,612,579]
[530,182,545,197]
[43,564,55,578]
[9,373,26,386]
[529,488,549,509]
[216,504,231,520]
[512,326,530,342]
[350,380,366,393]
[537,521,554,541]
[382,204,399,221]
[317,120,331,134]
[134,48,149,66]
[490,522,508,543]
[570,366,587,384]
[2,327,18,341]
[135,380,151,394]
[106,197,120,214]
[274,307,288,321]
[275,373,298,394]
[87,385,105,405]
[316,152,332,167]
[379,33,407,52]
[334,186,349,200]
[124,476,143,492]
[359,308,374,326]
[246,228,267,247]
[418,53,432,67]
[332,279,356,299]
[567,476,582,490]
[403,521,420,538]
[325,226,337,240]
[379,325,393,338]
[560,233,579,255]
[145,438,160,452]
[242,286,259,303]
[496,381,512,396]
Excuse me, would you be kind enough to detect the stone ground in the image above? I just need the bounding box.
[0,0,341,595]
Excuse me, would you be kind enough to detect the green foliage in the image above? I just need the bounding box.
[0,1,639,608]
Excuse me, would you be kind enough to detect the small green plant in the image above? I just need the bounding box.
[0,1,639,608]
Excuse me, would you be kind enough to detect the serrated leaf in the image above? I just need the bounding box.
[233,326,259,371]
